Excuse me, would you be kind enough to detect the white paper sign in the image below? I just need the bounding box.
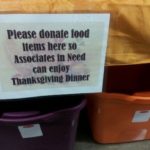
[132,110,150,123]
[0,14,110,99]
[18,124,43,138]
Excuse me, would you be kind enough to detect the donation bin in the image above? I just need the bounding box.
[87,93,150,143]
[87,64,150,143]
[0,96,86,150]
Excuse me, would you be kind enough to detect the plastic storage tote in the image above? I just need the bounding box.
[87,93,150,143]
[87,64,150,143]
[0,96,86,150]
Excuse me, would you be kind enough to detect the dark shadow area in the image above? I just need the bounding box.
[76,108,94,143]
[103,63,150,94]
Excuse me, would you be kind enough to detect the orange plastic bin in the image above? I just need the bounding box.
[87,92,150,143]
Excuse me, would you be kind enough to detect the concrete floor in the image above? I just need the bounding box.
[75,111,150,150]
[75,140,150,150]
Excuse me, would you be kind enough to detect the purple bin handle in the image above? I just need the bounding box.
[2,111,40,118]
[0,99,86,125]
[0,111,64,125]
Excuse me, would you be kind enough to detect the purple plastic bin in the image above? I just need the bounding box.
[0,98,86,150]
